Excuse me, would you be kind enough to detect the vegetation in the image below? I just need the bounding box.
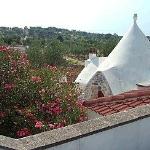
[0,26,121,64]
[1,25,149,138]
[0,46,86,138]
[26,39,65,67]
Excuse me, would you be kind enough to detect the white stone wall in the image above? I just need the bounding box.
[46,117,150,150]
[83,71,112,100]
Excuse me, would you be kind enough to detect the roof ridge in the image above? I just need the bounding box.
[83,90,150,107]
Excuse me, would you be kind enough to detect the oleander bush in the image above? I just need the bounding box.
[0,46,87,138]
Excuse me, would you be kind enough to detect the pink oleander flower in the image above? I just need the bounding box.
[35,121,43,129]
[49,123,55,129]
[11,60,17,67]
[31,76,41,83]
[51,102,58,108]
[52,106,62,115]
[49,65,57,71]
[16,128,31,138]
[54,122,64,129]
[0,111,6,118]
[4,83,15,90]
[0,46,8,52]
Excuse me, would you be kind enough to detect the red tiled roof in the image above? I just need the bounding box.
[83,90,150,116]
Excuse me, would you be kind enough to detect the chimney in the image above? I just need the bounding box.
[89,53,97,59]
[88,47,97,59]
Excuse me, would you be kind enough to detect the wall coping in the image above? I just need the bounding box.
[1,104,150,150]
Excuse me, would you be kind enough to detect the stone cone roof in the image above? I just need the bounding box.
[97,14,150,94]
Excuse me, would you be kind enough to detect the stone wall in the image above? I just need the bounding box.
[46,116,150,150]
[83,71,112,100]
[1,105,150,150]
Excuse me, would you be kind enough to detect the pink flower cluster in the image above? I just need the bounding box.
[4,83,15,90]
[52,106,62,115]
[0,47,87,138]
[0,111,6,118]
[31,76,42,83]
[35,121,43,129]
[49,122,64,129]
[16,128,31,138]
[38,99,62,115]
[0,46,8,52]
[18,52,29,66]
[46,65,57,72]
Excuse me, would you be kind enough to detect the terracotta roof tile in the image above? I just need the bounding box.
[109,103,124,109]
[143,98,150,103]
[128,101,143,107]
[83,89,150,116]
[114,104,128,110]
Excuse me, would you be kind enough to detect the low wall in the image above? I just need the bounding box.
[1,104,150,150]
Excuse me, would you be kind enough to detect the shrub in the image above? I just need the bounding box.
[0,46,87,138]
[26,39,65,67]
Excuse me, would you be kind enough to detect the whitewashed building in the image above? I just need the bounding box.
[75,14,150,99]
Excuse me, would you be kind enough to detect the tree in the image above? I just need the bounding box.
[26,39,65,66]
[45,40,65,65]
[57,35,64,42]
[26,39,44,67]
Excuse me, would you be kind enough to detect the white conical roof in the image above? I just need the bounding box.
[98,14,150,94]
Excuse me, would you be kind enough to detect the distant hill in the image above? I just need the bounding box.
[0,26,149,41]
[0,26,149,58]
[0,26,122,40]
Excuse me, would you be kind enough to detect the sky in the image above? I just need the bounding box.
[0,0,150,35]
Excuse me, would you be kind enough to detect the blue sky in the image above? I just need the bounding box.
[0,0,149,35]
